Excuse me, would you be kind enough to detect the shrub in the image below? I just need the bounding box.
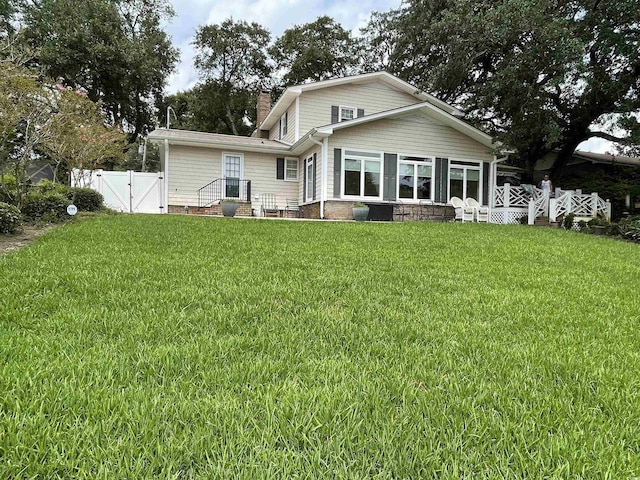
[36,179,69,195]
[562,213,575,230]
[0,201,22,234]
[22,191,69,222]
[68,188,103,212]
[0,174,19,205]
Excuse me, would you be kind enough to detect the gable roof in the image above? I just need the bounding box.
[259,71,464,131]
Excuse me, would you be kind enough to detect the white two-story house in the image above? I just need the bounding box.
[149,71,502,220]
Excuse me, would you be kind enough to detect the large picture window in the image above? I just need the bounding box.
[398,155,433,201]
[449,163,480,201]
[342,149,382,199]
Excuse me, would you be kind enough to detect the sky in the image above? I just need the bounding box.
[164,0,400,95]
[163,0,611,154]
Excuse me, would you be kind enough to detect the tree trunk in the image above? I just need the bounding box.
[550,139,582,182]
[225,103,239,136]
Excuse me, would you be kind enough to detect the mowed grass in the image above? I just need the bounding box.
[1,215,640,478]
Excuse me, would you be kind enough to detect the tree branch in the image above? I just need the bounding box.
[587,130,630,143]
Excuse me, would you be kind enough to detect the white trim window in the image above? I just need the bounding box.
[285,158,298,181]
[339,106,356,122]
[306,157,314,201]
[222,152,244,199]
[398,155,434,201]
[449,161,481,202]
[341,149,383,200]
[279,112,288,139]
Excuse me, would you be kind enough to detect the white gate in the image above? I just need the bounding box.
[71,169,165,214]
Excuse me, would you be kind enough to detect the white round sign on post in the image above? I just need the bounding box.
[67,204,78,216]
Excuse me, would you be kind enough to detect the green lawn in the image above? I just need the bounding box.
[1,215,639,478]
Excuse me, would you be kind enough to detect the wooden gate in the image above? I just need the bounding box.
[71,169,165,214]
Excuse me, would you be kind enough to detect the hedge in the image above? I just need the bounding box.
[0,201,22,234]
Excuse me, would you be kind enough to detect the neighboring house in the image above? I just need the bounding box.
[148,71,505,220]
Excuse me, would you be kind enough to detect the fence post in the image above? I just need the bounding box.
[543,189,550,217]
[528,199,536,225]
[549,198,557,223]
[504,183,511,208]
[605,200,612,221]
[591,192,598,217]
[567,190,573,215]
[555,186,562,197]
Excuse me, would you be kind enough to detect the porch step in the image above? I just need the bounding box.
[534,216,550,226]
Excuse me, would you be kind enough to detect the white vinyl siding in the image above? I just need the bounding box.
[298,81,422,136]
[269,103,296,144]
[326,114,493,199]
[167,145,298,210]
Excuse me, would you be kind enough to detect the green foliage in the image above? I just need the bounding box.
[1,216,640,476]
[269,16,362,86]
[559,163,640,220]
[20,0,179,140]
[192,19,271,136]
[562,213,575,230]
[0,173,18,204]
[373,0,640,173]
[0,201,21,233]
[67,187,103,212]
[616,216,640,242]
[21,190,68,222]
[35,179,69,195]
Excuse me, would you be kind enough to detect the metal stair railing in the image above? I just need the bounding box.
[197,178,252,207]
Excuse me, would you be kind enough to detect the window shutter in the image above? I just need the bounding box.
[284,112,288,135]
[357,108,364,118]
[384,153,397,201]
[435,157,449,203]
[276,158,285,179]
[303,159,307,200]
[312,153,317,201]
[331,106,339,124]
[482,162,490,205]
[333,148,342,198]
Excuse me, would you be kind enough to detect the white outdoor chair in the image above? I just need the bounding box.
[450,196,474,222]
[465,198,489,223]
[260,193,279,217]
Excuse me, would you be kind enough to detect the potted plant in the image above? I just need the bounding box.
[220,199,238,217]
[352,202,369,221]
[588,215,609,235]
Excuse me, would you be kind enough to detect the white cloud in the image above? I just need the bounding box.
[577,137,615,154]
[164,0,401,94]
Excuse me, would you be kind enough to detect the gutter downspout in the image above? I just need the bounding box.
[309,134,325,219]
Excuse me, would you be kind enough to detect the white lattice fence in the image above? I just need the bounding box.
[490,208,528,224]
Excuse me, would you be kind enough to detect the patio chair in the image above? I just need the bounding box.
[393,200,411,222]
[260,193,279,217]
[285,198,300,218]
[450,196,474,222]
[465,197,489,222]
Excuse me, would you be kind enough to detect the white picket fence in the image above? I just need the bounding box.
[491,183,611,224]
[71,169,165,214]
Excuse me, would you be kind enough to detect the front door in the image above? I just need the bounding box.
[223,153,243,199]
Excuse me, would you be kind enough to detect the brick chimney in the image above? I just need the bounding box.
[256,90,271,137]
